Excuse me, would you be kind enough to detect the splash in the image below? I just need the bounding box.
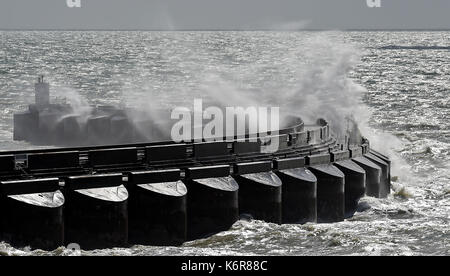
[190,31,411,177]
[274,33,368,140]
[52,86,93,124]
[190,32,370,142]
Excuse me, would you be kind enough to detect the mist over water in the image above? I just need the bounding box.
[0,31,448,255]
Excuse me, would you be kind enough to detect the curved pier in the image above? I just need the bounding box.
[0,114,392,249]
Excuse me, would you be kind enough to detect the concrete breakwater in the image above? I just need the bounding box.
[0,117,390,250]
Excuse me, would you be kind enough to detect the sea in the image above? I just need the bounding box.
[0,30,448,256]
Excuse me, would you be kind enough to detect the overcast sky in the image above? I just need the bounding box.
[0,0,449,30]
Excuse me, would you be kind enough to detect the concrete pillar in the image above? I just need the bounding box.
[63,174,128,249]
[351,148,382,198]
[307,154,345,223]
[365,152,390,198]
[233,161,282,224]
[185,165,238,240]
[126,169,187,246]
[331,150,366,216]
[333,160,366,216]
[0,178,64,250]
[369,150,391,180]
[274,157,317,224]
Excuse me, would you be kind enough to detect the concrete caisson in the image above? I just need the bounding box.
[369,150,391,180]
[233,161,282,224]
[274,157,317,224]
[185,165,239,240]
[364,152,390,198]
[0,178,64,250]
[126,169,187,246]
[63,173,128,249]
[306,154,345,223]
[350,147,383,198]
[331,150,366,216]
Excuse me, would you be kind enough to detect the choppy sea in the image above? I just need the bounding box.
[0,31,448,256]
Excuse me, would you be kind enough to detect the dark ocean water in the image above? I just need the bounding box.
[0,31,448,256]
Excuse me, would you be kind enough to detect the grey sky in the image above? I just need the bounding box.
[0,0,449,30]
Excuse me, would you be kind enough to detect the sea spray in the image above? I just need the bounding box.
[51,86,93,124]
[188,32,369,144]
[268,32,368,141]
[109,31,376,145]
[193,31,411,177]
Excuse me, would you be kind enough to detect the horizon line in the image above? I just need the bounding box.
[0,28,449,32]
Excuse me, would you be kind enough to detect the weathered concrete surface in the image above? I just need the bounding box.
[276,168,317,224]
